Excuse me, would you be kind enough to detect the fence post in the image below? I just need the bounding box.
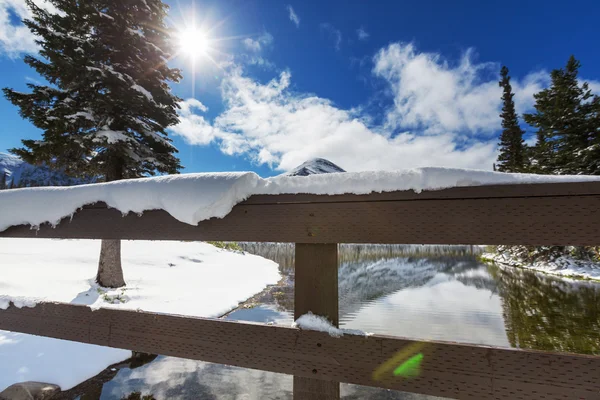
[294,243,340,400]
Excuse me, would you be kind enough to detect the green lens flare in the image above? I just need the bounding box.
[393,353,424,378]
[372,342,427,381]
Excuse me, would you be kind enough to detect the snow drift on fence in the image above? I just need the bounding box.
[2,167,600,232]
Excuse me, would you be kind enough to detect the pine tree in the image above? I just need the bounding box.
[524,56,596,174]
[0,172,6,190]
[496,66,527,173]
[531,130,553,174]
[4,0,182,287]
[578,93,600,174]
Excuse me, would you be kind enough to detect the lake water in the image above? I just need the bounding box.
[92,244,600,400]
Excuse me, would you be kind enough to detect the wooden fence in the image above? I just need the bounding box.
[1,181,600,400]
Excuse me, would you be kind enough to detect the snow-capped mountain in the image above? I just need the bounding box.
[284,158,346,176]
[0,152,88,188]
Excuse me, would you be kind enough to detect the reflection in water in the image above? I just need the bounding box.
[238,243,482,274]
[492,265,600,355]
[103,356,292,400]
[100,355,442,400]
[340,264,509,346]
[95,244,599,399]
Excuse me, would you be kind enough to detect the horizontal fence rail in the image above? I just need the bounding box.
[2,182,600,245]
[1,301,599,400]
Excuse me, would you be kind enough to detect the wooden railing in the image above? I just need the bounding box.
[1,181,600,400]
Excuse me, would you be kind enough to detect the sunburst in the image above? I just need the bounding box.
[177,27,212,60]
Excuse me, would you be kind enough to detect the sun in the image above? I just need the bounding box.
[178,27,211,59]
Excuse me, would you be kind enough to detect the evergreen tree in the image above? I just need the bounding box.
[4,0,182,287]
[524,56,597,174]
[579,95,600,174]
[496,66,527,172]
[0,172,6,190]
[531,130,553,174]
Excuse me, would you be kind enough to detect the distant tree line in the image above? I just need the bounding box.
[0,171,10,190]
[496,56,600,263]
[0,172,42,190]
[0,172,32,189]
[0,168,86,190]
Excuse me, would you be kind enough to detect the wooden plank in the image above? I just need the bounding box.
[294,244,339,325]
[294,243,339,399]
[2,192,600,245]
[0,302,599,400]
[241,181,600,204]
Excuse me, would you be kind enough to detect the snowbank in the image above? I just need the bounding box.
[0,333,129,394]
[2,167,600,232]
[483,251,600,281]
[0,239,280,391]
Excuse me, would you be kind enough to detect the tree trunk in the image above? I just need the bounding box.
[97,239,125,288]
[96,154,126,288]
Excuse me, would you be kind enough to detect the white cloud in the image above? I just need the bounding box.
[524,135,537,147]
[286,5,299,28]
[240,31,274,68]
[373,43,546,135]
[242,39,261,53]
[588,80,600,96]
[320,23,342,51]
[0,0,58,57]
[172,66,498,172]
[25,75,43,85]
[0,0,37,56]
[180,98,208,113]
[243,55,275,69]
[242,32,273,53]
[357,27,369,41]
[512,70,549,114]
[170,99,225,146]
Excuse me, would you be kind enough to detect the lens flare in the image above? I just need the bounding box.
[372,342,427,381]
[393,353,423,378]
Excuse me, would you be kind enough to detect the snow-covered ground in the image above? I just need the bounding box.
[482,251,600,281]
[0,239,280,392]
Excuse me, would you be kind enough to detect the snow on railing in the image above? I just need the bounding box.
[2,167,600,233]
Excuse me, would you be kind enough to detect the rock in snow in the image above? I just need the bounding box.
[0,381,60,400]
[283,158,345,176]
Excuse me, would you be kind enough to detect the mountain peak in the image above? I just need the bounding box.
[284,158,346,176]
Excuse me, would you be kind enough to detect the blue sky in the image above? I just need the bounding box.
[0,0,599,177]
